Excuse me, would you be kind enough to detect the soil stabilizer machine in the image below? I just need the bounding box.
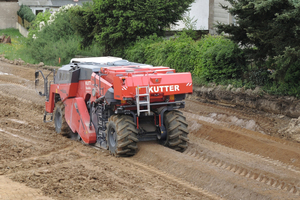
[35,57,193,156]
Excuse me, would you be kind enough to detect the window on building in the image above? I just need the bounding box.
[35,10,43,15]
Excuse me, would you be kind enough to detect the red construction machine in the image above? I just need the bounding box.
[35,57,193,156]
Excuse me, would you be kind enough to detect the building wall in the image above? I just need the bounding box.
[171,0,232,33]
[30,6,48,15]
[0,2,20,29]
[210,0,232,34]
[171,0,209,31]
[16,22,28,37]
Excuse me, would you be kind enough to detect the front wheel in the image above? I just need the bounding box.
[159,110,189,152]
[106,115,138,157]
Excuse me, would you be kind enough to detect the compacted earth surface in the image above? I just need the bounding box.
[0,61,300,200]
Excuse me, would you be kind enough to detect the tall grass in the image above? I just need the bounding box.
[0,28,36,64]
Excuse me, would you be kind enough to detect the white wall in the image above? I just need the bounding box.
[16,22,29,37]
[171,0,209,31]
[213,0,231,24]
[210,0,232,34]
[30,7,47,15]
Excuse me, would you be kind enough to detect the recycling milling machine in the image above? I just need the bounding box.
[35,57,193,156]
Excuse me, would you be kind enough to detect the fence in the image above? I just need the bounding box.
[17,15,32,30]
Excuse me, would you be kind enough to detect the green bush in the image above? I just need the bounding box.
[195,35,246,82]
[28,35,82,65]
[17,5,36,23]
[26,6,105,66]
[125,33,198,72]
[26,9,76,65]
[28,10,51,38]
[125,33,246,83]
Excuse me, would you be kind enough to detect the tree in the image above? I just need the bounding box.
[70,2,98,48]
[216,0,300,61]
[72,0,194,55]
[216,0,300,85]
[17,5,36,24]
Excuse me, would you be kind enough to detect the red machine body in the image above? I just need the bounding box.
[36,57,192,156]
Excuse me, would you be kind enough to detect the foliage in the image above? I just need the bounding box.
[196,35,246,82]
[125,33,246,83]
[17,5,36,23]
[125,33,196,72]
[245,66,272,87]
[28,10,51,38]
[69,2,98,48]
[0,28,36,64]
[0,28,22,38]
[29,4,78,39]
[26,5,104,66]
[216,0,299,59]
[124,34,163,64]
[71,0,194,55]
[216,0,300,95]
[26,8,78,65]
[75,42,105,58]
[181,12,199,40]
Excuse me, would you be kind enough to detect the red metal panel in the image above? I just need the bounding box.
[45,85,56,113]
[64,98,97,144]
[45,83,79,113]
[77,80,91,98]
[113,76,123,100]
[90,73,113,102]
[56,83,78,99]
[113,72,193,100]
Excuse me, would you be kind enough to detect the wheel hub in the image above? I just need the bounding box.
[109,127,117,147]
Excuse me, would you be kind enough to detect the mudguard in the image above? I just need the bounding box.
[64,97,97,144]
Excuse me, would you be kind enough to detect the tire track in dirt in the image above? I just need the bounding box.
[124,156,221,200]
[183,145,300,197]
[130,142,294,200]
[185,113,300,169]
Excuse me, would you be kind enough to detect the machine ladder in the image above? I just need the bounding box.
[136,85,151,116]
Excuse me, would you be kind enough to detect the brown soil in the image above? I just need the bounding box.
[0,61,300,199]
[193,85,300,118]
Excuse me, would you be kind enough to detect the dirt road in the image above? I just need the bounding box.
[0,61,300,200]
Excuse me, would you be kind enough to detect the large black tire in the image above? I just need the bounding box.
[53,101,70,134]
[161,110,189,152]
[106,115,138,157]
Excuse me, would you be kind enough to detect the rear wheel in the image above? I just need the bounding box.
[106,115,138,157]
[160,110,189,152]
[53,101,70,134]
